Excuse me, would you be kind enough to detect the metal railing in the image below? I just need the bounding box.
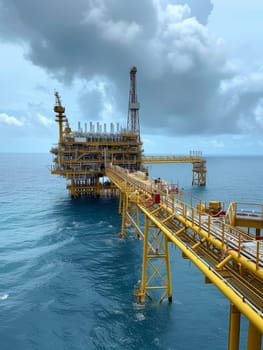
[106,166,263,273]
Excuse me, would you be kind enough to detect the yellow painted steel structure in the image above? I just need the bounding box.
[50,90,263,348]
[51,92,143,197]
[142,153,206,186]
[227,202,263,239]
[105,165,263,350]
[51,92,206,196]
[50,68,263,348]
[51,69,206,194]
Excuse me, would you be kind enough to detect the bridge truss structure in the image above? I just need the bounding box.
[106,165,263,350]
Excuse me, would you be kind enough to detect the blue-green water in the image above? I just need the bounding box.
[0,154,263,350]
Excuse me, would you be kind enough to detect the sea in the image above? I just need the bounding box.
[0,153,263,350]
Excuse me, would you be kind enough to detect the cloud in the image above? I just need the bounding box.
[0,113,24,127]
[82,3,141,44]
[174,0,213,24]
[37,113,54,127]
[217,72,263,134]
[0,0,263,142]
[77,77,120,123]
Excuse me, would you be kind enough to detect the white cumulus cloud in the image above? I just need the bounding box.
[37,113,54,127]
[0,113,24,127]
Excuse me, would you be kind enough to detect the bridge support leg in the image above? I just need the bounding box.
[70,179,78,197]
[135,204,140,228]
[192,161,206,186]
[255,228,261,239]
[228,304,240,350]
[119,192,128,238]
[246,321,262,350]
[118,192,123,215]
[139,216,149,304]
[135,216,172,304]
[165,235,172,303]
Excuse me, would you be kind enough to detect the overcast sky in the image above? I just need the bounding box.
[1,0,263,155]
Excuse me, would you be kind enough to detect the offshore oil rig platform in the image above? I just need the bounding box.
[51,68,263,350]
[50,66,206,197]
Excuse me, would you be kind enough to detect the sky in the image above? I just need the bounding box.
[1,0,263,155]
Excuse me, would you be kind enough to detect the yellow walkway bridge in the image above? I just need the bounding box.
[142,152,207,186]
[106,165,263,350]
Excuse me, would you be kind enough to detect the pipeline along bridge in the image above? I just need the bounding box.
[106,165,263,350]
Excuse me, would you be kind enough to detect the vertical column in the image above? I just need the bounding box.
[228,304,240,350]
[118,192,123,215]
[246,321,262,350]
[255,228,261,239]
[165,235,172,303]
[119,191,128,238]
[136,204,140,228]
[96,177,100,197]
[140,216,149,304]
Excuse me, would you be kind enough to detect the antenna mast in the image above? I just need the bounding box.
[127,66,140,136]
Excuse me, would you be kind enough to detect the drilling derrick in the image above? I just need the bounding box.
[127,66,140,136]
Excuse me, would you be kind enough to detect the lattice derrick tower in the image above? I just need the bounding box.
[127,66,140,137]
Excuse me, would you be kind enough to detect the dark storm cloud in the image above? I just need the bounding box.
[0,0,156,78]
[0,0,263,136]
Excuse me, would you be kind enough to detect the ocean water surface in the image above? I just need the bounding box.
[0,153,263,350]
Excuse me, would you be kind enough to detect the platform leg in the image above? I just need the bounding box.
[165,235,172,303]
[139,216,149,304]
[246,321,262,350]
[228,304,240,350]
